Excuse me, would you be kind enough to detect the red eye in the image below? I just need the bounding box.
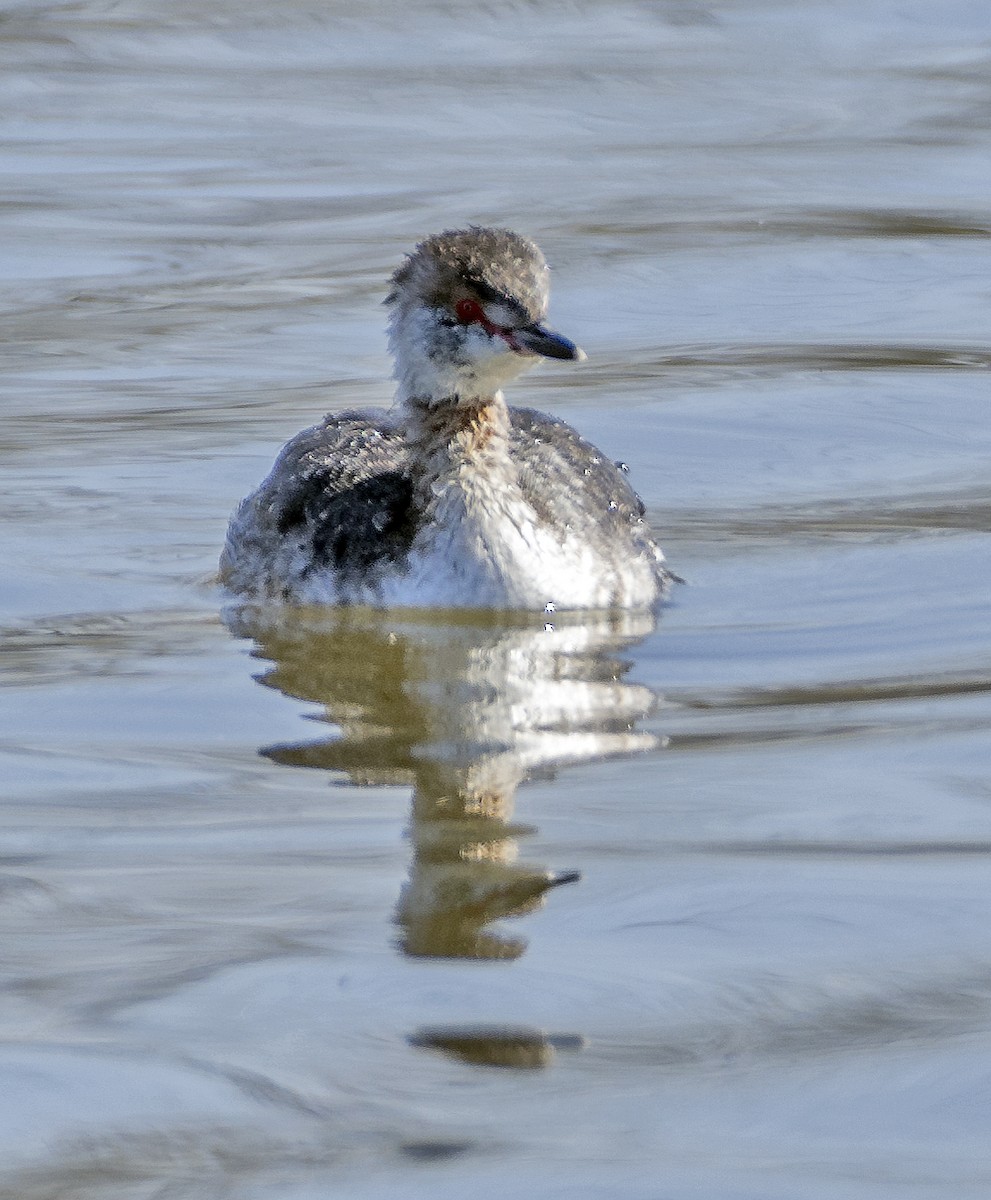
[455,297,484,324]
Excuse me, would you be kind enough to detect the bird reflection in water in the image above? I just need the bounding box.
[227,607,659,964]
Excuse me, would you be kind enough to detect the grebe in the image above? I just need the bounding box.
[221,227,670,610]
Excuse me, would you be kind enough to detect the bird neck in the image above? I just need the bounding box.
[402,393,515,509]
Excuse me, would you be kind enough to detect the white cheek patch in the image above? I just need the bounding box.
[389,305,534,401]
[482,301,519,330]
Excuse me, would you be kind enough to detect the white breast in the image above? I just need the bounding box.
[376,469,656,611]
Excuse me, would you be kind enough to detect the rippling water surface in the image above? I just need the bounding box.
[2,2,991,1196]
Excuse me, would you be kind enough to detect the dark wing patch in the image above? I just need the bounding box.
[264,413,418,582]
[309,472,416,576]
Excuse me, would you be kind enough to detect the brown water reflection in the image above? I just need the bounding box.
[409,1026,584,1070]
[228,607,659,962]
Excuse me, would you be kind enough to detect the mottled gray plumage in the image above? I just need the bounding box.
[224,406,662,602]
[221,227,669,610]
[388,227,550,323]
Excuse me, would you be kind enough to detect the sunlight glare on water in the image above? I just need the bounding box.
[1,2,990,1197]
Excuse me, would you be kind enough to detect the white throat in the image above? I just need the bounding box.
[388,304,536,407]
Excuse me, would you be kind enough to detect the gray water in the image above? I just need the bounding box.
[2,1,991,1196]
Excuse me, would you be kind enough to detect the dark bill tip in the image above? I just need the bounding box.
[511,322,586,362]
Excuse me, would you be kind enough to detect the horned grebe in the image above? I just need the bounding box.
[221,227,670,610]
